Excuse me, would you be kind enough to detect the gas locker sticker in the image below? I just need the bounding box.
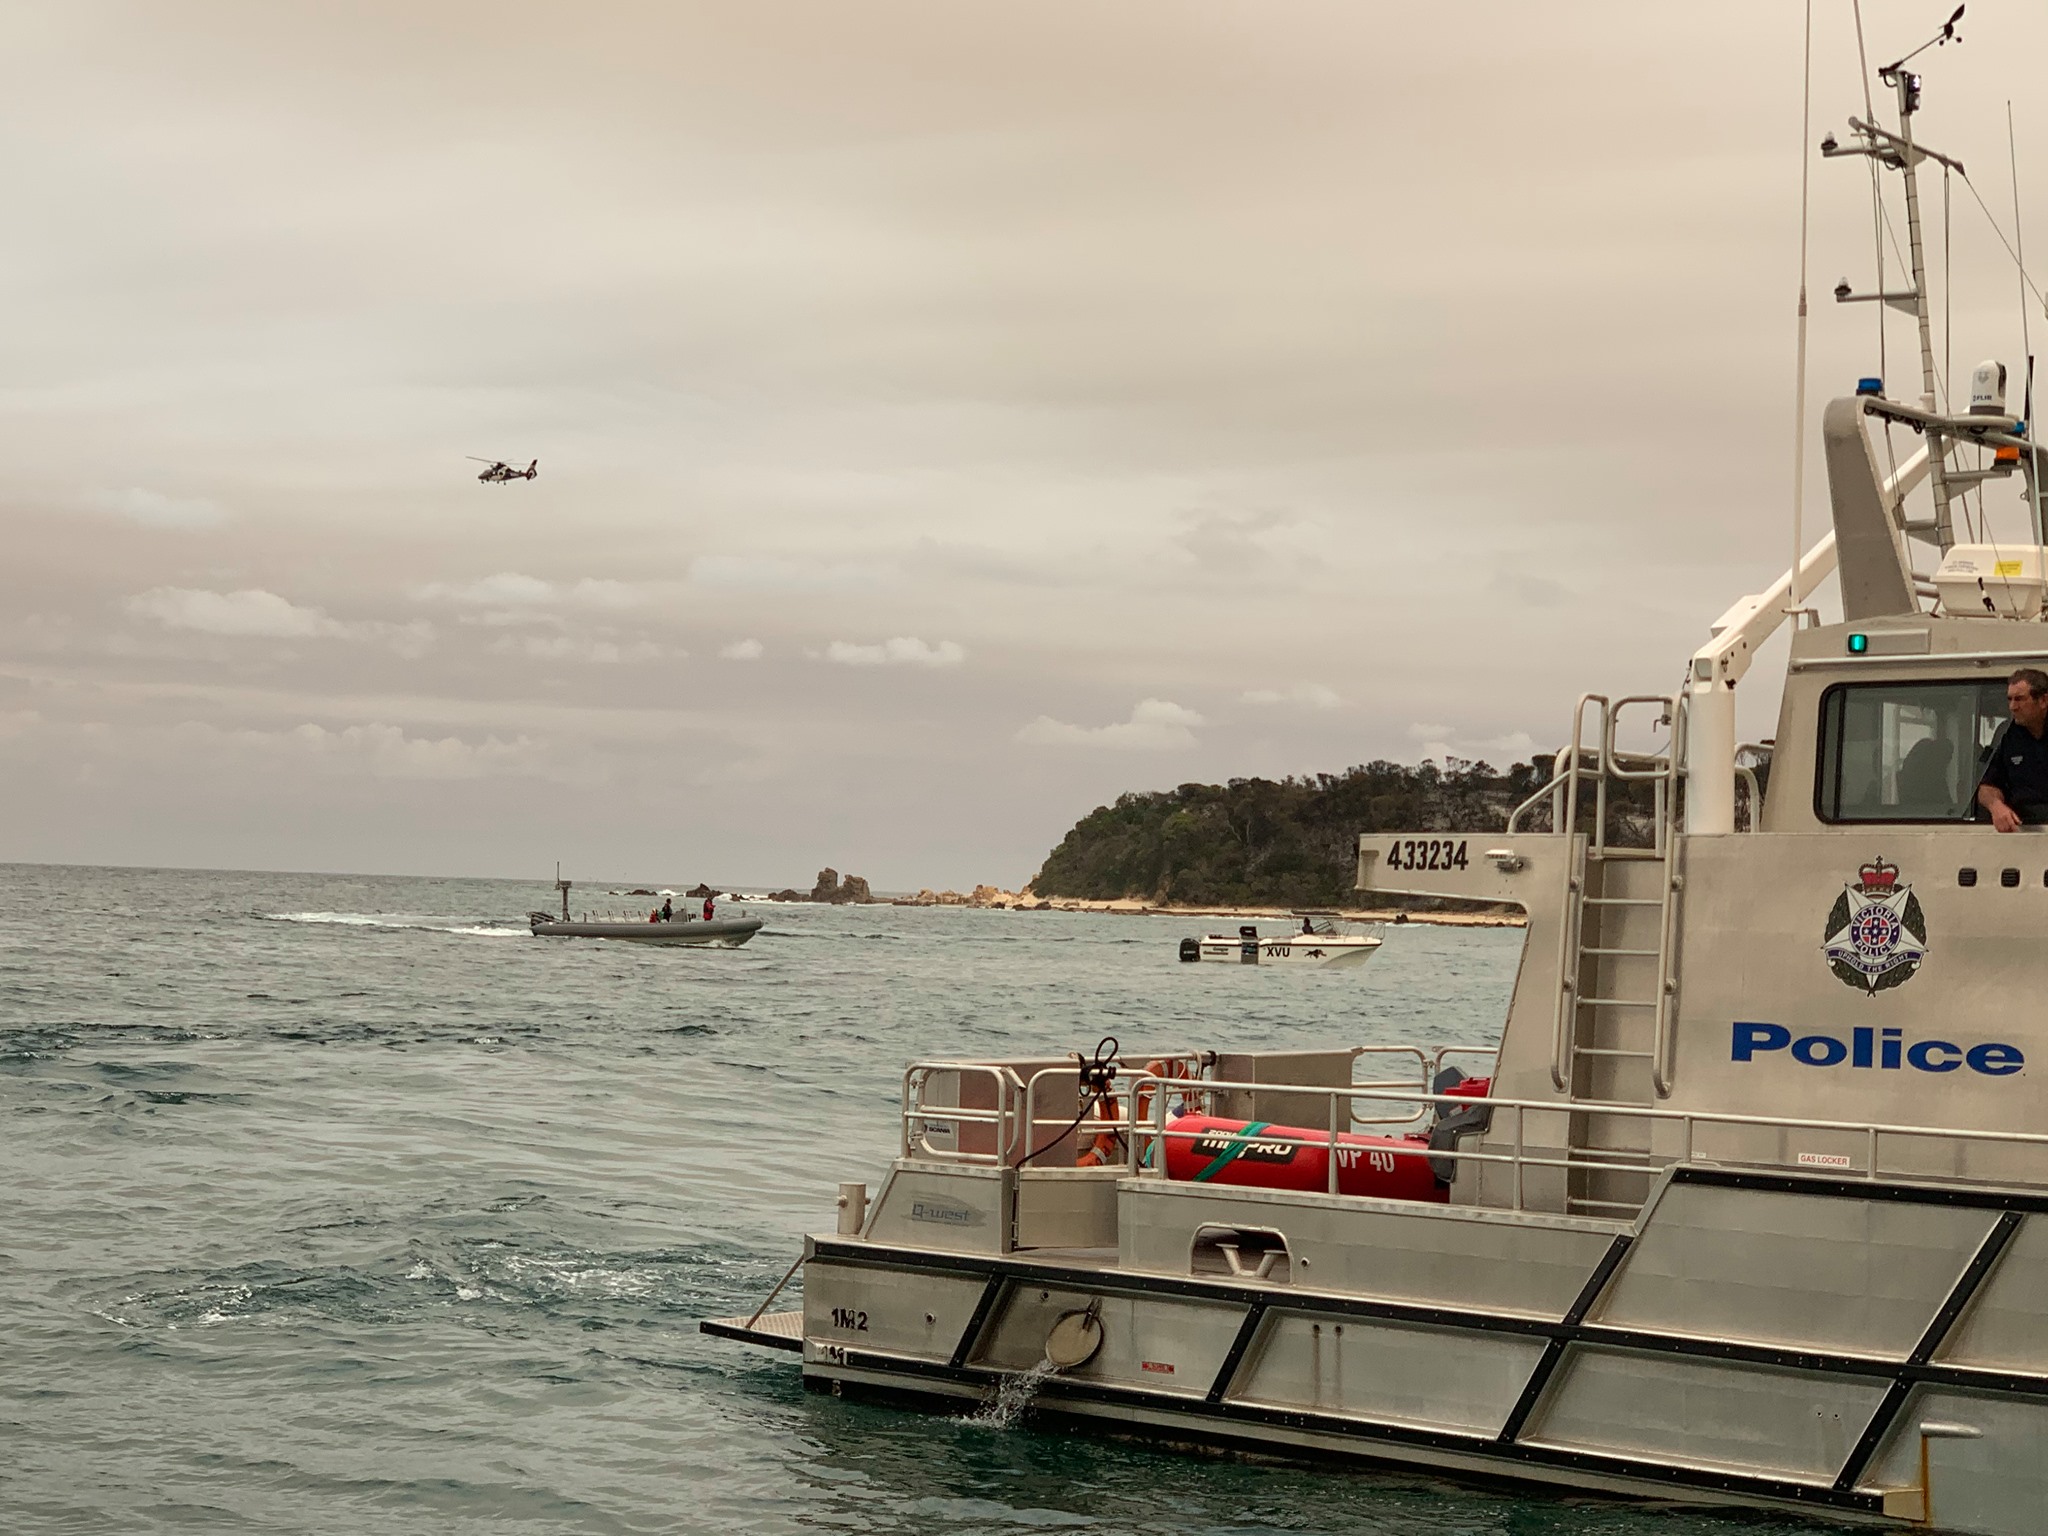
[1732,1022,2024,1076]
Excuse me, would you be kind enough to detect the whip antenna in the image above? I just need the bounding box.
[2011,101,2045,562]
[1789,0,1815,609]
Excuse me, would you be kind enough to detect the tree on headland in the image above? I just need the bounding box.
[1028,758,1556,907]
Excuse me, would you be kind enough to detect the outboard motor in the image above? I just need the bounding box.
[1426,1067,1495,1185]
[1178,936,1201,963]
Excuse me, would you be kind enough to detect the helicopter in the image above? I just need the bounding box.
[468,457,538,484]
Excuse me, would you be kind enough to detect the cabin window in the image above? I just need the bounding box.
[1816,680,2008,822]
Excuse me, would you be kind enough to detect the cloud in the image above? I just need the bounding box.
[488,634,670,664]
[123,587,435,655]
[1483,731,1539,759]
[1406,722,1538,764]
[127,586,342,637]
[1243,681,1340,710]
[1173,509,1314,578]
[825,637,964,668]
[690,555,893,592]
[244,721,540,780]
[90,487,226,529]
[412,573,641,609]
[718,638,764,661]
[1016,697,1204,751]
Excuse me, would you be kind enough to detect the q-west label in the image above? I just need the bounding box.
[1732,1021,2023,1076]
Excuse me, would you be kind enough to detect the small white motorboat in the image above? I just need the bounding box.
[1178,915,1383,968]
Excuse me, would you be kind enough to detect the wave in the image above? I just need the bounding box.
[265,912,525,938]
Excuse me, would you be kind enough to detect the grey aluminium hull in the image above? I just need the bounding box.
[709,1162,2036,1529]
[529,916,763,946]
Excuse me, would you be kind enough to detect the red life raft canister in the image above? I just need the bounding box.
[1162,1115,1444,1202]
[1159,1078,1493,1204]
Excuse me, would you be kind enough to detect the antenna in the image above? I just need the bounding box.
[1826,31,1968,550]
[1789,0,1814,611]
[2012,102,2045,564]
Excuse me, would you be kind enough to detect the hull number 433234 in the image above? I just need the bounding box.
[1384,839,1468,872]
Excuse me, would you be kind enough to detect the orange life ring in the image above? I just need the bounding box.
[1140,1058,1195,1118]
[1076,1059,1193,1166]
[1075,1095,1123,1166]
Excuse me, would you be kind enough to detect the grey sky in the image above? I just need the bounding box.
[4,2,2044,888]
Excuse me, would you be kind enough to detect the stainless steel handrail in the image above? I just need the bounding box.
[900,1062,1026,1165]
[1018,1053,1206,1167]
[904,1048,1492,1172]
[1430,1044,1501,1079]
[1121,1072,2048,1214]
[1009,1049,1441,1162]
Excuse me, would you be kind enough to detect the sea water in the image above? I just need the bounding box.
[0,863,1830,1534]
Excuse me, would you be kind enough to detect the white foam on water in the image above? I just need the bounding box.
[266,912,524,938]
[962,1358,1059,1429]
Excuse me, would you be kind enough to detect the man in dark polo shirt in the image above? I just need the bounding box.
[1978,668,2048,830]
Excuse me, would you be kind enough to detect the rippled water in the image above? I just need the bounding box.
[0,863,1831,1534]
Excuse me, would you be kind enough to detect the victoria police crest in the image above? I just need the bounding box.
[1821,858,1928,993]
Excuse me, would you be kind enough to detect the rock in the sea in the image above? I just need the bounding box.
[805,868,874,904]
[686,882,716,898]
[766,888,805,902]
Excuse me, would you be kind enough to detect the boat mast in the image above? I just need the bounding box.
[1827,14,1969,553]
[1889,66,1954,545]
[1683,37,1966,837]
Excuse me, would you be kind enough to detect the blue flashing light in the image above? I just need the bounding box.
[1856,377,1885,397]
[1848,633,1869,654]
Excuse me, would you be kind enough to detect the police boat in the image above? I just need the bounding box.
[703,57,2048,1536]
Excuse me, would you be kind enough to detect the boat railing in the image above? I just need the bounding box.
[1121,1072,2048,1216]
[901,1054,1208,1167]
[901,1061,1030,1165]
[1015,1045,1481,1144]
[1505,693,1683,853]
[900,1046,1500,1170]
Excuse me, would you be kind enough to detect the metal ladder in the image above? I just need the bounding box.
[1522,695,1686,1216]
